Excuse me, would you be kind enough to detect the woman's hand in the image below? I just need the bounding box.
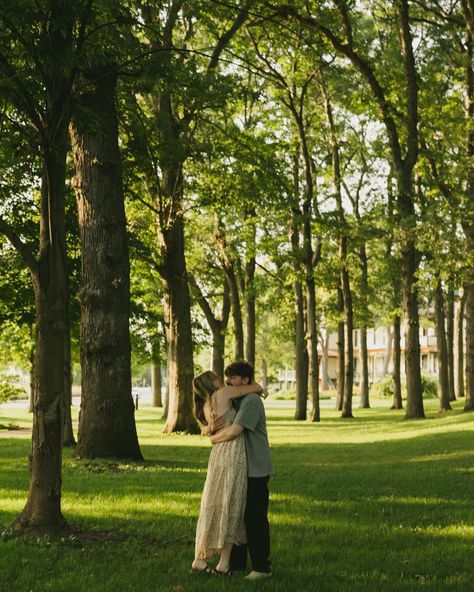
[203,414,226,436]
[250,382,268,398]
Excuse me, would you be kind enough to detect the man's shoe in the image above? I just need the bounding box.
[244,571,272,580]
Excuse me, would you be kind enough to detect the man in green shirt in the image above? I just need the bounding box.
[210,361,273,580]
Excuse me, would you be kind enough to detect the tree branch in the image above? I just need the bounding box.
[0,216,39,280]
[208,0,257,72]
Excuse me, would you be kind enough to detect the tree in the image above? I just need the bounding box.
[0,0,92,533]
[277,0,425,418]
[70,62,142,460]
[121,0,255,433]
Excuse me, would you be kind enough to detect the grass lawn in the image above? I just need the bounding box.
[1,399,473,592]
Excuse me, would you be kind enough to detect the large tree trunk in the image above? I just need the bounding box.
[401,237,424,418]
[321,328,330,390]
[341,265,354,418]
[464,282,474,411]
[291,208,308,420]
[359,326,370,408]
[462,3,474,412]
[391,315,403,409]
[211,330,226,378]
[306,274,319,422]
[456,293,465,398]
[244,261,256,367]
[446,289,456,401]
[62,317,75,447]
[435,281,451,412]
[293,279,308,419]
[303,213,319,423]
[71,67,142,459]
[14,151,69,532]
[383,326,393,376]
[336,284,345,411]
[191,274,230,378]
[13,45,72,530]
[151,364,162,408]
[358,245,370,408]
[151,340,162,408]
[224,263,244,360]
[161,215,197,433]
[244,211,256,368]
[28,346,35,413]
[260,358,268,391]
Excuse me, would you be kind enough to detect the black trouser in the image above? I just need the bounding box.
[230,476,271,573]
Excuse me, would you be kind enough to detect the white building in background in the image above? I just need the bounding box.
[278,324,439,390]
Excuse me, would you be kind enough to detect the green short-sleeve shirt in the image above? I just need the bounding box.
[233,393,273,478]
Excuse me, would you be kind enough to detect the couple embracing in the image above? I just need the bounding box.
[191,360,273,580]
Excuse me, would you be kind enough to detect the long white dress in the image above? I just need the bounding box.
[194,406,247,559]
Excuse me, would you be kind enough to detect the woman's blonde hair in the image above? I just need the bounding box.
[193,370,220,425]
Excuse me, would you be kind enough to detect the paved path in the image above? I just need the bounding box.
[1,386,341,411]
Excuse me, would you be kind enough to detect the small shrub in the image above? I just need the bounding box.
[370,374,439,399]
[370,376,407,399]
[421,374,438,398]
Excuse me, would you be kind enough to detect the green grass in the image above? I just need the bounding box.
[1,400,473,592]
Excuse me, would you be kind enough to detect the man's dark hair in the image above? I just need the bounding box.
[224,360,254,382]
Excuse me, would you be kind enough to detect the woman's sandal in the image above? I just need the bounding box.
[190,565,212,575]
[211,568,233,576]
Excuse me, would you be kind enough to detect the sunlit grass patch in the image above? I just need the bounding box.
[0,398,473,591]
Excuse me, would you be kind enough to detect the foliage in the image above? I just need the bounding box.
[370,374,439,400]
[0,374,26,403]
[421,374,439,399]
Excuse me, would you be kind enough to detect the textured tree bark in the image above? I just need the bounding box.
[28,347,35,414]
[151,340,162,408]
[446,289,456,401]
[11,1,79,532]
[244,255,256,368]
[13,93,71,534]
[462,3,474,412]
[291,209,308,420]
[71,66,142,458]
[359,326,370,408]
[435,281,451,412]
[302,208,319,423]
[13,146,69,533]
[62,319,76,447]
[456,293,465,398]
[391,315,403,409]
[398,0,424,419]
[161,214,197,433]
[382,326,393,376]
[341,265,354,418]
[244,210,256,368]
[321,328,330,390]
[336,284,345,412]
[190,275,230,379]
[161,384,169,420]
[151,364,162,408]
[260,359,268,391]
[464,282,474,411]
[226,264,244,361]
[293,279,308,419]
[401,235,424,418]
